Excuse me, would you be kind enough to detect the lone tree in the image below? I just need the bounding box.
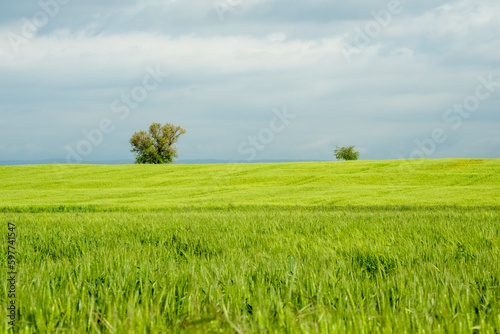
[130,122,186,164]
[334,145,360,161]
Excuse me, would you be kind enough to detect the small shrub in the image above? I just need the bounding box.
[334,145,360,161]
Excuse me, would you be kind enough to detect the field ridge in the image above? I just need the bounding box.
[2,159,499,210]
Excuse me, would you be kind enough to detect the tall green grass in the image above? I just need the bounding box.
[1,208,499,333]
[0,159,499,332]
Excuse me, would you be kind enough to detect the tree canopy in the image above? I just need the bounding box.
[130,122,186,164]
[334,145,360,161]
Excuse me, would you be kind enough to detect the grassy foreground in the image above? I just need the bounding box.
[1,159,499,333]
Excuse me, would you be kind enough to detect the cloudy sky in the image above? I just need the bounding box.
[0,0,499,163]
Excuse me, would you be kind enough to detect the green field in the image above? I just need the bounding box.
[1,159,499,333]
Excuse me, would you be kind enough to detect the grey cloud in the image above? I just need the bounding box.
[0,0,499,162]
